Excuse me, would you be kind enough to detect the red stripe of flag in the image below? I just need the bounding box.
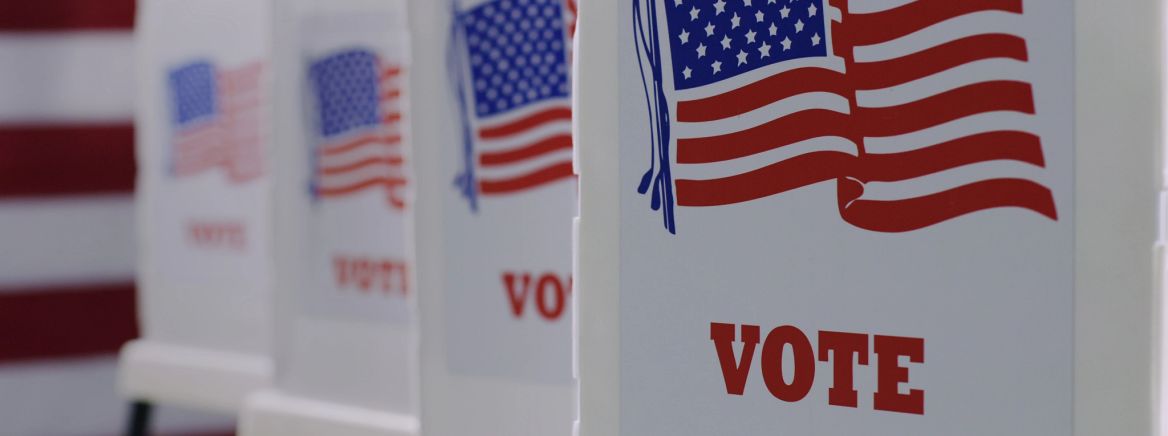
[381,67,402,81]
[676,68,848,123]
[855,81,1035,138]
[0,125,135,198]
[676,151,855,207]
[479,161,575,195]
[840,178,1058,232]
[0,0,135,31]
[478,107,572,139]
[319,134,401,156]
[0,283,139,363]
[479,134,572,166]
[317,176,409,209]
[382,89,402,101]
[851,34,1029,91]
[565,0,578,38]
[677,110,851,164]
[857,131,1045,183]
[317,177,408,197]
[833,0,1054,232]
[319,156,404,175]
[846,0,1023,47]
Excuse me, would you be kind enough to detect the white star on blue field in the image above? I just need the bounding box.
[308,50,381,138]
[169,62,218,127]
[664,0,826,90]
[462,0,570,118]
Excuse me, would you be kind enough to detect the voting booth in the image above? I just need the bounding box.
[409,0,578,434]
[238,1,418,435]
[576,0,1161,434]
[119,0,275,415]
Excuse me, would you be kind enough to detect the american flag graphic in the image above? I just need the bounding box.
[169,61,265,184]
[308,49,407,209]
[452,0,575,211]
[635,0,1058,234]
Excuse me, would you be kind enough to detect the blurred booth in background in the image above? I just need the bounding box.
[118,0,275,425]
[239,1,419,436]
[410,0,579,434]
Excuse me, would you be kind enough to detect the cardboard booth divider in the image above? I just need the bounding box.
[119,0,275,414]
[410,0,578,434]
[239,1,419,435]
[575,0,1162,434]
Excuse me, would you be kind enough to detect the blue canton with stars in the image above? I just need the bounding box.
[665,0,826,90]
[169,61,218,127]
[309,49,381,139]
[462,0,570,118]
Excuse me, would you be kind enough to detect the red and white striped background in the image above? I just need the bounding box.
[0,1,234,435]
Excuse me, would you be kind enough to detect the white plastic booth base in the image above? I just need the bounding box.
[118,340,273,413]
[240,390,419,436]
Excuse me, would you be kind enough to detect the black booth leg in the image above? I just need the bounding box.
[126,400,153,436]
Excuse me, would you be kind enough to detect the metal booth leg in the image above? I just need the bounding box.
[125,400,153,436]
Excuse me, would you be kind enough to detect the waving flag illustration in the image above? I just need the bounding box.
[169,60,265,184]
[634,0,1058,234]
[451,0,576,211]
[309,49,407,209]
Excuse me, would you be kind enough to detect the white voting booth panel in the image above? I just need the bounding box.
[239,1,418,436]
[577,0,1160,435]
[409,0,577,434]
[120,0,275,414]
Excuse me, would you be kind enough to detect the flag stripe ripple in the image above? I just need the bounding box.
[858,131,1044,182]
[478,107,573,139]
[319,134,402,156]
[678,110,852,164]
[846,0,1023,47]
[855,80,1035,137]
[319,156,404,175]
[317,177,407,196]
[850,33,1028,90]
[480,134,573,167]
[842,178,1057,232]
[839,0,1049,231]
[676,151,856,207]
[677,68,848,123]
[479,161,575,195]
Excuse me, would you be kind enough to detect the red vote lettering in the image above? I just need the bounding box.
[710,323,759,395]
[381,260,407,293]
[535,274,566,319]
[760,326,816,402]
[503,272,533,317]
[874,335,925,415]
[187,221,245,249]
[710,323,924,415]
[354,258,374,290]
[333,255,408,295]
[501,271,571,321]
[818,331,869,408]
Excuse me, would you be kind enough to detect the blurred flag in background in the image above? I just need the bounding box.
[0,1,233,435]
